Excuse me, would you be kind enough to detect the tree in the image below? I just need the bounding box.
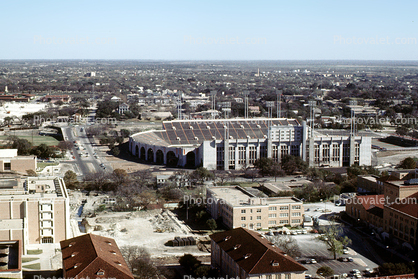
[31,143,55,159]
[189,167,214,185]
[7,136,32,155]
[316,217,351,260]
[64,170,78,188]
[398,157,417,169]
[281,155,308,175]
[111,146,120,156]
[317,266,334,277]
[58,140,74,151]
[206,218,217,232]
[253,158,284,181]
[179,254,201,273]
[120,129,131,138]
[111,169,128,185]
[160,186,183,201]
[120,246,158,279]
[267,235,301,258]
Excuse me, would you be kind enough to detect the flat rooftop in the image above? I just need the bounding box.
[0,177,67,199]
[208,186,302,206]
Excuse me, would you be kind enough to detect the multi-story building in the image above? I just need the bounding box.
[0,149,36,173]
[206,186,303,230]
[61,234,134,279]
[0,176,70,253]
[129,118,372,170]
[210,227,307,279]
[347,170,418,248]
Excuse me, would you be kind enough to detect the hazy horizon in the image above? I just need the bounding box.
[2,0,417,60]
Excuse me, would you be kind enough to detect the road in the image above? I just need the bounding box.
[60,109,113,178]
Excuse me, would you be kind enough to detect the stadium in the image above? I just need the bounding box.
[128,118,372,170]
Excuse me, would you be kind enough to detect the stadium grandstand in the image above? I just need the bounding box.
[129,118,371,170]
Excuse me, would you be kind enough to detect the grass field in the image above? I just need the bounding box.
[0,135,59,146]
[22,263,41,270]
[26,249,43,255]
[37,162,59,171]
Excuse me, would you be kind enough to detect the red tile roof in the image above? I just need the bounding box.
[60,234,134,279]
[354,195,385,210]
[210,228,307,275]
[388,192,418,218]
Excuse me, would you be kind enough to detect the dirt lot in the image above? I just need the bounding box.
[69,190,210,262]
[376,150,418,166]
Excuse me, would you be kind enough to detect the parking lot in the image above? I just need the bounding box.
[293,232,378,277]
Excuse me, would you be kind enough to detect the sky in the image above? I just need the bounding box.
[1,0,417,60]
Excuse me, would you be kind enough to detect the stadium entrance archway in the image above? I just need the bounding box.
[167,151,178,167]
[135,145,139,157]
[140,147,146,160]
[147,148,154,163]
[185,151,195,168]
[156,150,164,164]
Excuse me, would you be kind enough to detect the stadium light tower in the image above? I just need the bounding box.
[349,99,358,136]
[221,101,231,119]
[276,89,282,118]
[177,93,182,120]
[244,90,249,119]
[308,100,316,138]
[210,90,217,119]
[266,101,275,129]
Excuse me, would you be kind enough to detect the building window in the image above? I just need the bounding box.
[285,274,291,279]
[332,143,340,162]
[280,206,289,210]
[260,145,267,158]
[269,214,277,218]
[281,145,289,158]
[249,146,257,164]
[229,146,236,169]
[354,143,360,163]
[257,209,261,213]
[343,143,350,164]
[268,221,276,225]
[292,219,301,223]
[290,145,300,157]
[322,144,330,163]
[257,216,261,220]
[3,163,11,171]
[257,223,261,227]
[292,212,301,217]
[314,145,320,163]
[280,213,289,217]
[241,217,246,221]
[216,146,224,170]
[238,146,246,165]
[292,205,301,210]
[42,237,53,243]
[272,145,279,162]
[269,206,277,211]
[241,209,246,214]
[242,224,246,227]
[280,220,289,224]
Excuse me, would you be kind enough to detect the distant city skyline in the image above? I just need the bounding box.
[1,0,417,60]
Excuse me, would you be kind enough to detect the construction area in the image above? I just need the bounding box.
[69,190,211,263]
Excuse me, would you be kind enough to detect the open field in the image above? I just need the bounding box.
[0,135,59,146]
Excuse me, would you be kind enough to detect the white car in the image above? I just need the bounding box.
[310,259,317,264]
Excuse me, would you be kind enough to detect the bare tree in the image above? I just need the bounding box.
[267,234,302,258]
[120,246,158,279]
